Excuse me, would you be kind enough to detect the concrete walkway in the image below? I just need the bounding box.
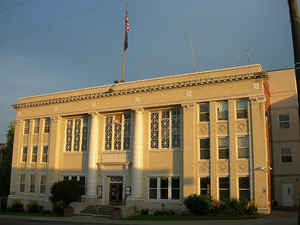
[0,210,297,225]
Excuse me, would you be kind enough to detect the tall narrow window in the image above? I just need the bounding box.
[30,175,35,192]
[217,101,228,120]
[171,109,181,148]
[219,177,229,201]
[200,177,211,196]
[32,146,38,162]
[281,148,292,163]
[42,145,48,163]
[34,119,40,134]
[22,146,28,162]
[239,177,250,200]
[160,177,168,199]
[123,113,131,150]
[105,113,131,151]
[238,136,249,159]
[24,120,30,134]
[279,115,290,129]
[114,114,122,150]
[236,99,248,119]
[171,177,180,199]
[79,176,86,195]
[200,138,210,159]
[81,117,88,151]
[150,112,159,148]
[105,116,113,150]
[199,102,209,121]
[161,111,170,148]
[74,119,81,151]
[20,174,25,192]
[218,137,229,159]
[149,177,157,199]
[66,120,73,152]
[44,118,50,133]
[150,109,181,149]
[40,175,46,194]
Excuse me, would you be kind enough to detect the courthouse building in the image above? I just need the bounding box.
[8,64,300,214]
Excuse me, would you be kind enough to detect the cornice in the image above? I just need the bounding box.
[12,71,267,109]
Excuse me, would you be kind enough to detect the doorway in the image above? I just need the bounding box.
[280,183,294,207]
[109,183,123,205]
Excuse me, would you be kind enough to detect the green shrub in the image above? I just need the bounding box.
[49,180,82,208]
[247,201,258,215]
[11,200,24,212]
[141,208,149,215]
[210,200,223,216]
[184,194,211,215]
[52,201,64,215]
[27,200,43,213]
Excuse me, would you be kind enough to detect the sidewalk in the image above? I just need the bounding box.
[0,210,297,225]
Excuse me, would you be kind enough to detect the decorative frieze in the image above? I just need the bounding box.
[12,71,267,109]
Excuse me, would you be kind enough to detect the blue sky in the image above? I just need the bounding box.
[0,0,297,142]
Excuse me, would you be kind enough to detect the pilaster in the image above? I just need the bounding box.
[209,102,218,200]
[86,112,99,199]
[131,107,144,199]
[182,103,196,197]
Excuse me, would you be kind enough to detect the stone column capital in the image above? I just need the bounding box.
[181,103,195,110]
[132,107,144,113]
[88,112,99,118]
[51,115,62,122]
[249,96,265,104]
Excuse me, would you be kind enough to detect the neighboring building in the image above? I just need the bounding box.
[8,64,300,214]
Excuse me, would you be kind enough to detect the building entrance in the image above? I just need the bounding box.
[109,183,123,205]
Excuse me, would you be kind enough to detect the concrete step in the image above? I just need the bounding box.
[80,205,118,217]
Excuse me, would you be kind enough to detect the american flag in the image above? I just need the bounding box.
[124,6,129,51]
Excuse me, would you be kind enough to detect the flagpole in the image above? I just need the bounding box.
[121,3,128,82]
[121,48,126,82]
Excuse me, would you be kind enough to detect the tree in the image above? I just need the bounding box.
[0,121,14,197]
[49,180,82,208]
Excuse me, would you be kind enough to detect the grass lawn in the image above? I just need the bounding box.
[125,215,264,221]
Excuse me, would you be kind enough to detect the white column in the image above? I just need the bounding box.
[131,108,144,199]
[86,112,99,199]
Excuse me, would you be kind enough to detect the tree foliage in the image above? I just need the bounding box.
[0,121,14,196]
[49,180,82,208]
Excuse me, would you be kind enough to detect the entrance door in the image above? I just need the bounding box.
[109,183,123,205]
[280,183,294,207]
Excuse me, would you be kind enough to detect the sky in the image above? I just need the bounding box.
[0,0,297,142]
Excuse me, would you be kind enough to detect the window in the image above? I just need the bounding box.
[238,136,249,159]
[218,137,229,159]
[199,102,209,121]
[236,99,248,119]
[219,177,229,201]
[239,177,250,200]
[65,117,88,152]
[200,177,211,196]
[279,115,290,129]
[22,146,28,162]
[40,175,46,194]
[150,108,181,149]
[217,101,228,120]
[200,138,210,159]
[148,176,180,200]
[281,148,292,163]
[171,177,180,200]
[30,175,35,193]
[34,119,40,134]
[44,118,50,133]
[105,112,131,151]
[24,120,30,134]
[20,174,25,192]
[42,146,48,163]
[160,177,168,199]
[32,146,38,162]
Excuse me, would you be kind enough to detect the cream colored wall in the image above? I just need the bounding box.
[268,69,300,207]
[10,64,271,212]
